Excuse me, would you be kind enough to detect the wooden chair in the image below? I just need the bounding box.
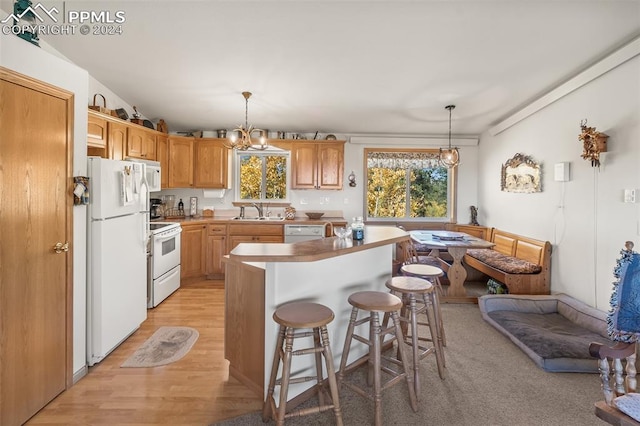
[590,241,640,426]
[589,341,639,425]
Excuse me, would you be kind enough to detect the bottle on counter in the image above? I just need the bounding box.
[178,198,184,215]
[351,216,365,241]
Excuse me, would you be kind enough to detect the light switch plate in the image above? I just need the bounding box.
[624,189,636,203]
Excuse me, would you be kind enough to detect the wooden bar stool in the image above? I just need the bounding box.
[385,275,445,396]
[401,263,447,348]
[262,302,343,426]
[337,291,418,426]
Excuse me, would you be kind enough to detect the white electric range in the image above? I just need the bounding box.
[148,222,182,308]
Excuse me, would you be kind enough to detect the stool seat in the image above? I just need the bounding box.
[348,291,403,312]
[274,302,334,328]
[401,263,444,277]
[386,276,434,294]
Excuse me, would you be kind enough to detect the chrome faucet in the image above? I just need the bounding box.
[239,206,245,219]
[251,202,264,217]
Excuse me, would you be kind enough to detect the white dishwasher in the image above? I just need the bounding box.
[284,224,326,243]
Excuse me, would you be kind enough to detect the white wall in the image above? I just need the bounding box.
[477,56,640,311]
[0,34,89,377]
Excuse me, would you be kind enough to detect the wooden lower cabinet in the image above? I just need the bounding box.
[206,224,227,278]
[179,222,287,280]
[227,223,284,252]
[180,223,207,279]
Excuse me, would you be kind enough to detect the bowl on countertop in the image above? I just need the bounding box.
[305,212,325,219]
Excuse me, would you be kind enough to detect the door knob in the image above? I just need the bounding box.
[53,242,69,254]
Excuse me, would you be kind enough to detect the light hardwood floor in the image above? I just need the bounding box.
[27,280,263,426]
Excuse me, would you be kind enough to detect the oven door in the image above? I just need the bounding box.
[152,227,182,278]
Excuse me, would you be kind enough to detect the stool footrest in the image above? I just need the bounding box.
[276,375,322,386]
[352,334,373,347]
[292,346,324,356]
[285,403,337,420]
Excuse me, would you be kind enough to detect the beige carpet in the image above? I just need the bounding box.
[214,304,604,425]
[121,326,199,368]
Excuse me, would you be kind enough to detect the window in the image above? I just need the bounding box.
[234,148,290,202]
[365,148,456,221]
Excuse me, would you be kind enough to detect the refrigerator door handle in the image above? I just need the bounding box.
[140,167,150,246]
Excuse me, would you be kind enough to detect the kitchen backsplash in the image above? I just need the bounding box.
[152,187,358,219]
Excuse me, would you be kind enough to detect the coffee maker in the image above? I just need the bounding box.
[150,198,163,219]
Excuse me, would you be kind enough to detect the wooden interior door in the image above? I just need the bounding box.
[0,68,73,426]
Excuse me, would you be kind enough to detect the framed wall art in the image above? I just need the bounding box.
[501,153,542,193]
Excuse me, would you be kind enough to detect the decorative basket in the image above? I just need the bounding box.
[285,207,296,220]
[89,93,111,115]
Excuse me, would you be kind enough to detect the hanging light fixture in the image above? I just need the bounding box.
[227,91,268,151]
[439,104,460,168]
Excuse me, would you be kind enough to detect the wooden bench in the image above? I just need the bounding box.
[463,228,552,294]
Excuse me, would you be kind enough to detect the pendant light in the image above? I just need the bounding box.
[439,105,459,168]
[227,91,268,151]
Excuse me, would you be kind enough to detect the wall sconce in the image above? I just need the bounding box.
[579,119,608,168]
[348,171,356,187]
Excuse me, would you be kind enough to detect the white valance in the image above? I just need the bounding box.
[367,151,441,169]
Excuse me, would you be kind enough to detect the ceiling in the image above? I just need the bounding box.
[16,1,640,137]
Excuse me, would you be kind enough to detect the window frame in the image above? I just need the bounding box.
[363,147,457,223]
[233,148,291,203]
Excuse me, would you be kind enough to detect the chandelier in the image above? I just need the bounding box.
[228,91,268,151]
[439,105,460,168]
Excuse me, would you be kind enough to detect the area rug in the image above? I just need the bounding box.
[121,326,199,368]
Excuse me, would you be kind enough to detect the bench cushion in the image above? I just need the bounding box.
[467,248,542,274]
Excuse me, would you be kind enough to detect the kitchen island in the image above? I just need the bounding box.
[223,226,409,402]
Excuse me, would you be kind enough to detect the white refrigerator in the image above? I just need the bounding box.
[87,157,148,366]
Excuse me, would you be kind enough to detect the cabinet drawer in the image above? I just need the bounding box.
[209,224,227,235]
[228,224,284,236]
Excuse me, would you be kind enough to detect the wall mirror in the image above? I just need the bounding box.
[501,153,542,193]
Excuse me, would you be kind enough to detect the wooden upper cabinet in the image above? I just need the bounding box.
[127,126,156,160]
[87,113,107,148]
[168,135,194,188]
[317,142,344,189]
[291,141,344,189]
[107,120,127,161]
[194,138,230,189]
[156,134,169,189]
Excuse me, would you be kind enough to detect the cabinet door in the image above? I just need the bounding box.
[291,143,318,189]
[142,130,156,160]
[156,134,169,188]
[317,142,344,189]
[107,121,127,160]
[87,113,107,148]
[180,224,206,278]
[194,138,229,188]
[206,235,227,276]
[127,126,145,158]
[168,136,194,188]
[227,235,254,253]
